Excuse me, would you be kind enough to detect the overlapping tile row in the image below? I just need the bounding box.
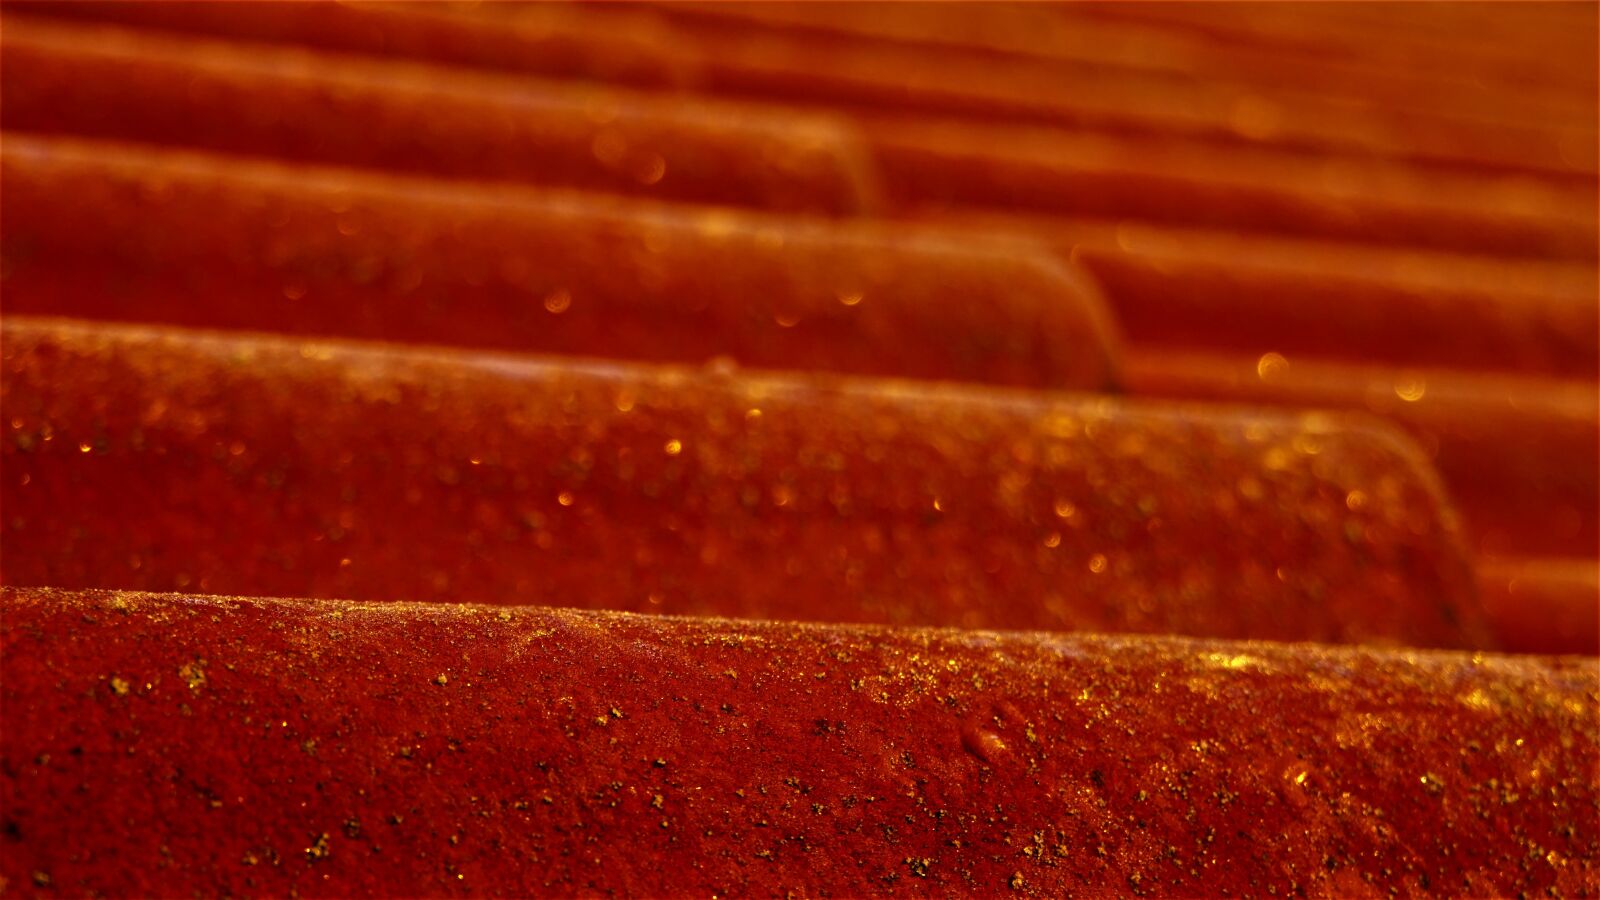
[4,8,1593,261]
[648,1,1596,127]
[2,588,1595,897]
[1477,558,1600,656]
[868,116,1595,260]
[18,0,1597,178]
[920,210,1599,378]
[0,2,1595,895]
[1123,350,1600,560]
[7,0,707,89]
[0,135,1117,391]
[0,8,1586,631]
[637,6,1597,179]
[1060,1,1597,95]
[0,14,880,215]
[0,317,1485,648]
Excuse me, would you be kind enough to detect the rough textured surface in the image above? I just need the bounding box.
[1,587,1595,898]
[0,135,1119,391]
[0,13,879,215]
[1124,348,1600,560]
[0,317,1488,648]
